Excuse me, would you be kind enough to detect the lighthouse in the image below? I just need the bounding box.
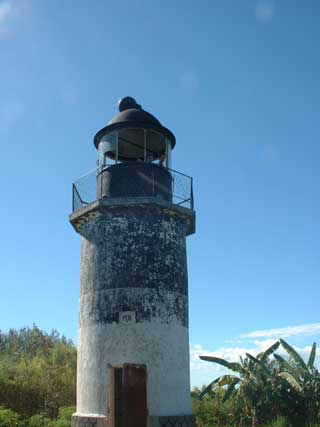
[70,97,196,427]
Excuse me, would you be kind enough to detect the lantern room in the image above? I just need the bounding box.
[94,97,176,201]
[94,96,175,169]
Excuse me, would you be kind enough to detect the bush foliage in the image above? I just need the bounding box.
[0,325,76,421]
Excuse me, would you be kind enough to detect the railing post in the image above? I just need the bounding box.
[172,171,175,202]
[72,184,75,212]
[190,177,194,210]
[97,169,101,200]
[144,130,147,162]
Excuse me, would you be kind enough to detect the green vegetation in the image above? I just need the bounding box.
[197,339,320,426]
[0,326,319,427]
[0,326,76,426]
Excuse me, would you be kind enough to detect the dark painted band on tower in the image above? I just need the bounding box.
[79,206,189,327]
[79,288,188,327]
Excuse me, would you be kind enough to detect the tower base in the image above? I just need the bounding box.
[71,414,196,427]
[157,415,196,426]
[71,415,107,427]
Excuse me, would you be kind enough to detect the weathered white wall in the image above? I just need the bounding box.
[76,320,192,416]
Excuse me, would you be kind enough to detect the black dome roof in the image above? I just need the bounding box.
[94,97,176,149]
[109,108,161,127]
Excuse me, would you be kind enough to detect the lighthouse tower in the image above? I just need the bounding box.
[70,97,196,427]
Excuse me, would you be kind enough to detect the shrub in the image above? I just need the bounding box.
[29,414,53,427]
[265,417,289,427]
[192,389,233,427]
[0,407,28,427]
[51,407,74,427]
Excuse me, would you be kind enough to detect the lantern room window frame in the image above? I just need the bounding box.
[98,128,172,170]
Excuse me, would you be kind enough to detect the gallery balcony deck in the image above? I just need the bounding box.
[70,162,195,235]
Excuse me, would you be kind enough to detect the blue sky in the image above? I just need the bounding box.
[0,0,320,387]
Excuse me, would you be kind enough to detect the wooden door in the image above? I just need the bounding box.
[122,364,147,427]
[108,364,147,427]
[115,368,123,427]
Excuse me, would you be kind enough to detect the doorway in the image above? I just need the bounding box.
[108,364,148,427]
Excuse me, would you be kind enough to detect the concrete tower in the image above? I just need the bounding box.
[70,97,196,427]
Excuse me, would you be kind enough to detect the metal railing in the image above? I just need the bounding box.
[72,163,194,213]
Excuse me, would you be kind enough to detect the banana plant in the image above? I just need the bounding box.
[198,339,320,426]
[199,341,280,426]
[273,339,320,427]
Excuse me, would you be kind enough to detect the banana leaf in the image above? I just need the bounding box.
[280,339,307,372]
[223,377,240,402]
[245,353,271,376]
[199,377,221,400]
[307,342,317,370]
[274,354,298,377]
[199,355,243,373]
[278,371,302,393]
[259,341,280,362]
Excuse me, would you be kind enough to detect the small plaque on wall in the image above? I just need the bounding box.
[119,311,136,325]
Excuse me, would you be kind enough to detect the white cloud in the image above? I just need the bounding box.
[190,323,320,386]
[0,1,11,23]
[191,339,276,372]
[255,1,274,23]
[240,323,320,339]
